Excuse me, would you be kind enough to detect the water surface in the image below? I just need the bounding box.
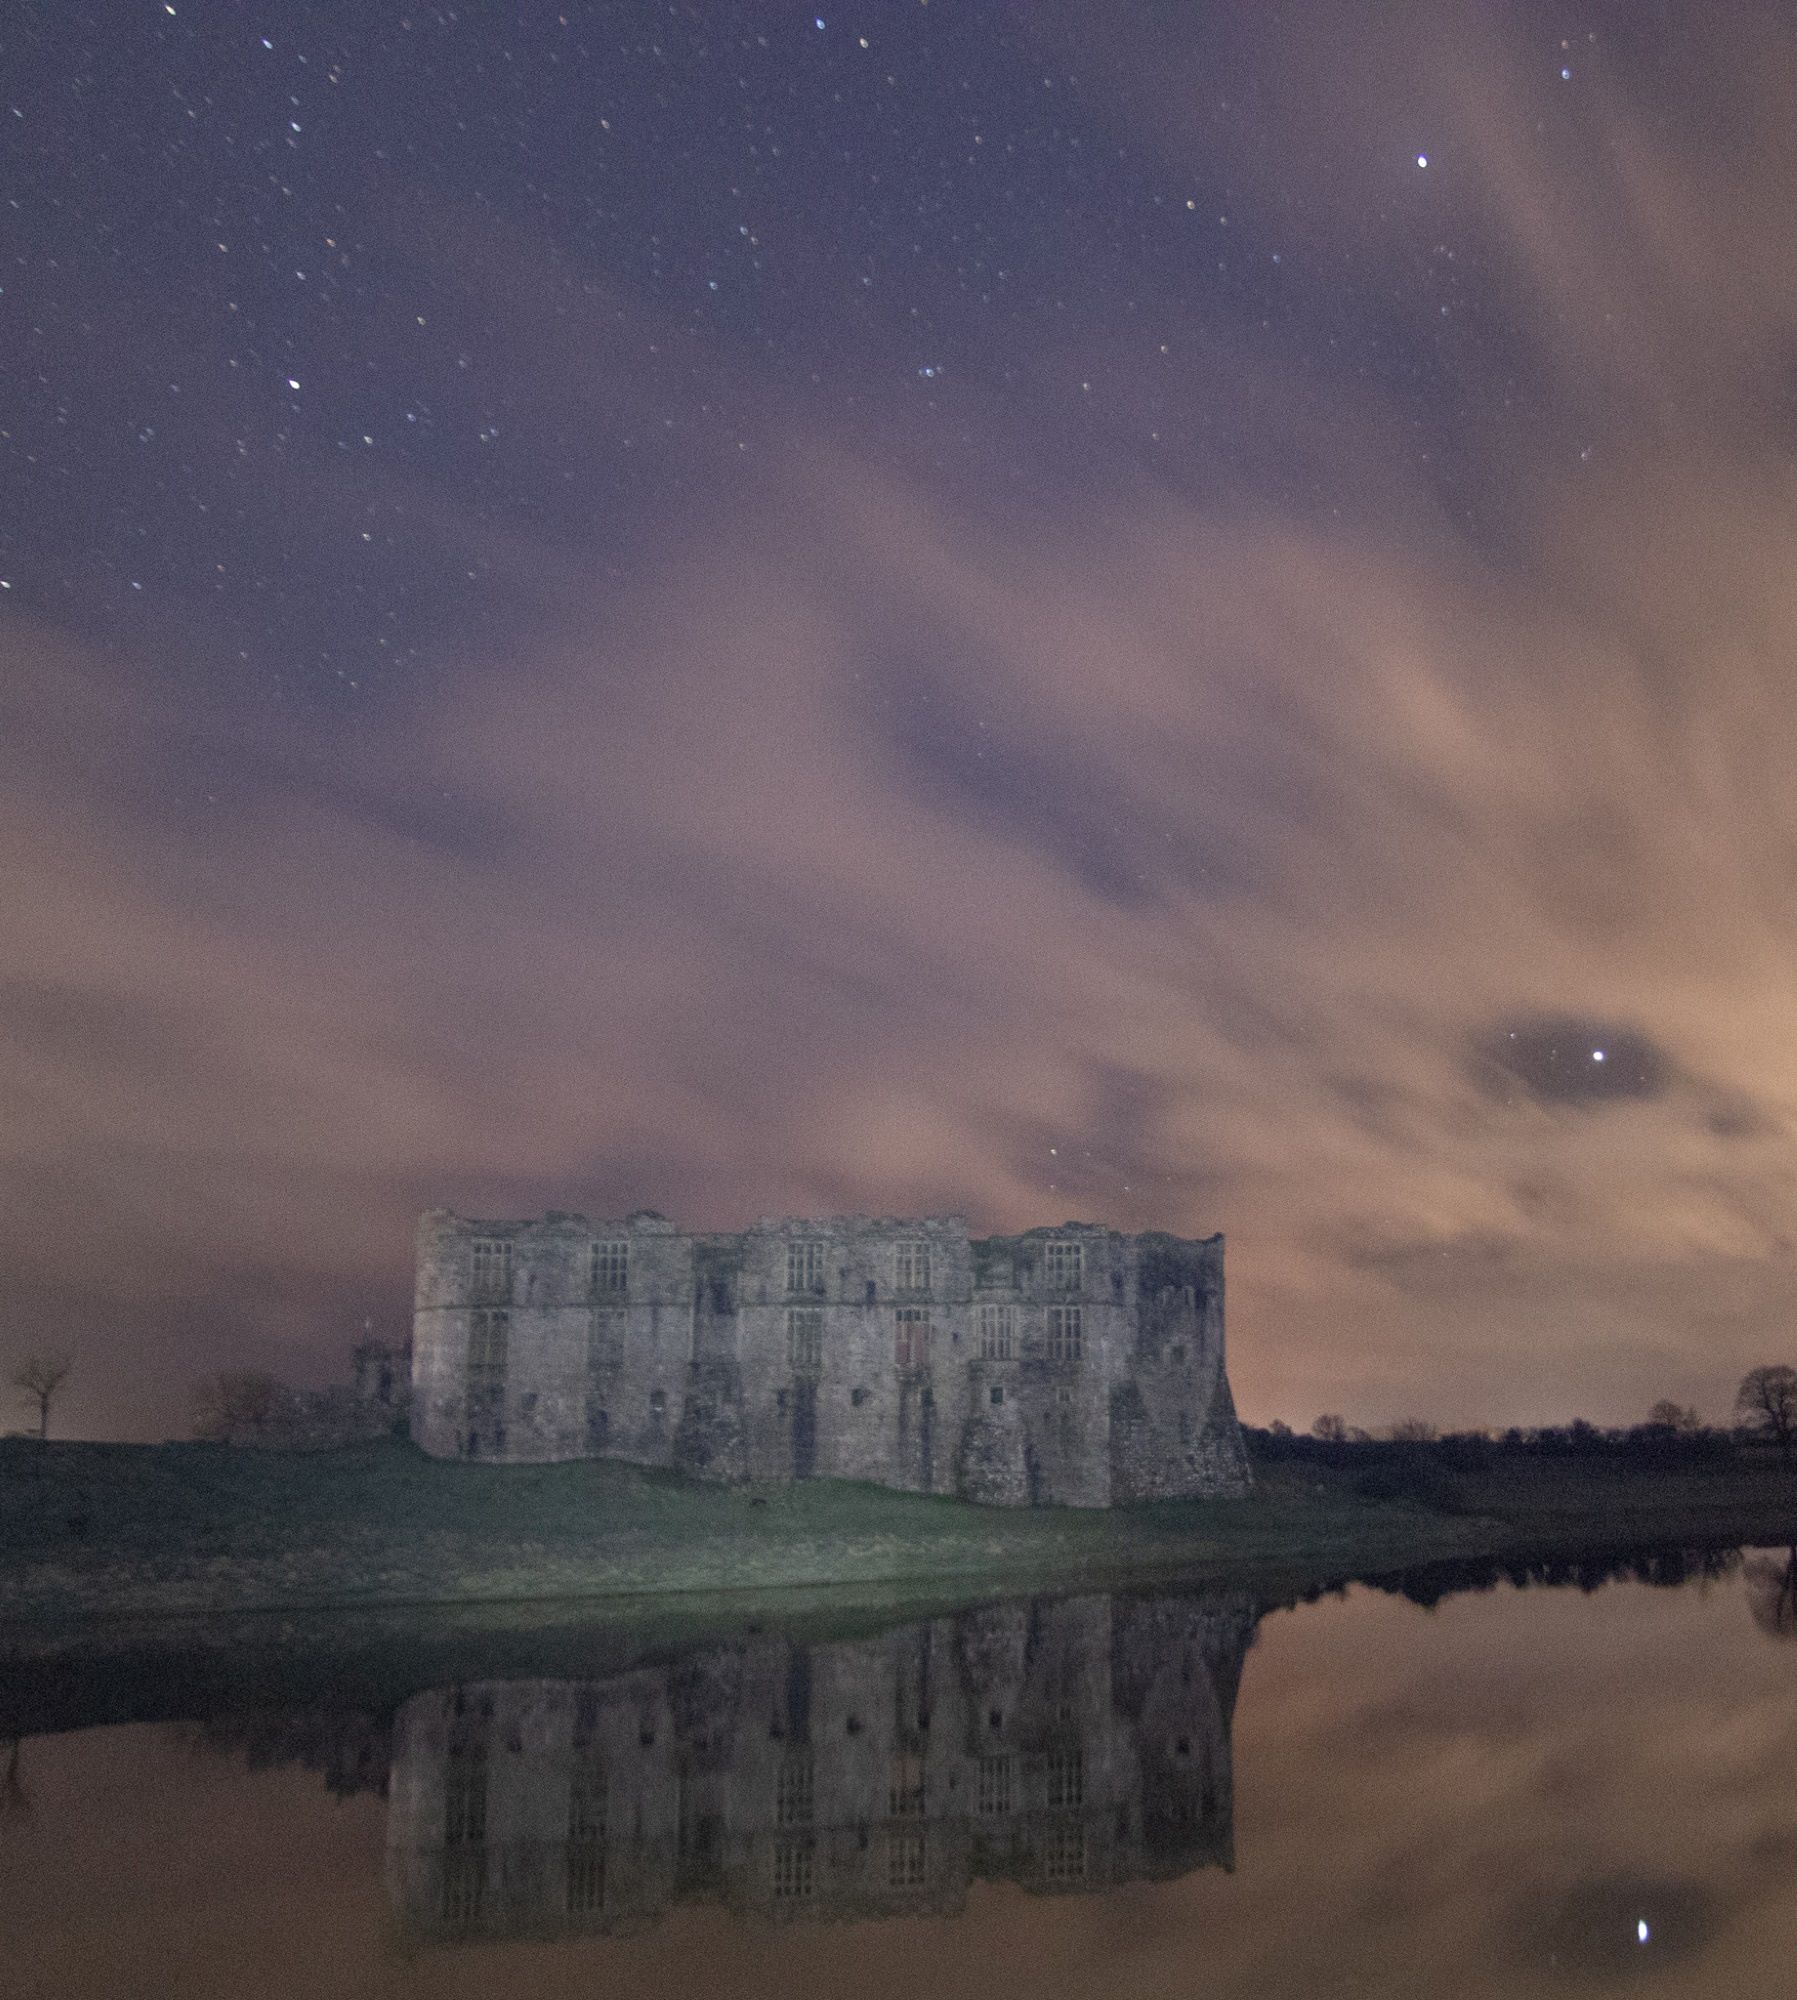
[6,1550,1797,1998]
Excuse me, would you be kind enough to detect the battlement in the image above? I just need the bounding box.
[411,1211,1247,1506]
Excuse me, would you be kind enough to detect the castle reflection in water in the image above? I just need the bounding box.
[386,1590,1256,1940]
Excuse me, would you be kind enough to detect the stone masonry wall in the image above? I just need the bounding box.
[412,1209,1250,1508]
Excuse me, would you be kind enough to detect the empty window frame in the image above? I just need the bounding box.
[894,1239,931,1292]
[591,1239,629,1296]
[894,1307,931,1368]
[468,1308,510,1385]
[787,1306,824,1373]
[470,1236,512,1299]
[1046,1305,1084,1363]
[786,1239,827,1295]
[977,1303,1015,1360]
[1043,1239,1084,1291]
[588,1308,626,1372]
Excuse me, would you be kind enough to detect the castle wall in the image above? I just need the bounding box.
[385,1589,1256,1942]
[411,1209,1251,1506]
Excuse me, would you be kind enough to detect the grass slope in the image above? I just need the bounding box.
[0,1436,1492,1625]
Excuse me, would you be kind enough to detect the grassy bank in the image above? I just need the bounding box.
[0,1435,1502,1626]
[5,1434,1797,1631]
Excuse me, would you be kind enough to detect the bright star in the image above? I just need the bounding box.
[1592,1049,1605,1062]
[1637,1920,1650,1944]
[1416,153,1429,168]
[287,377,300,390]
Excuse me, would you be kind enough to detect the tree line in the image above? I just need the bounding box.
[1252,1366,1797,1472]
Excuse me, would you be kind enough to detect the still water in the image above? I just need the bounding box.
[6,1550,1797,1998]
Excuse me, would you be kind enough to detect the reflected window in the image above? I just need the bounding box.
[775,1750,814,1828]
[1042,1818,1087,1881]
[887,1827,927,1888]
[977,1753,1016,1816]
[445,1745,488,1845]
[888,1751,926,1818]
[771,1837,814,1901]
[1043,1746,1084,1810]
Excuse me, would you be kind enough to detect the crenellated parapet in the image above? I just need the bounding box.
[411,1210,1248,1506]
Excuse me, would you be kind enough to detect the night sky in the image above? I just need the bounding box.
[7,1,1796,1441]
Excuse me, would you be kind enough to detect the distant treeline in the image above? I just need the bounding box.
[1244,1419,1739,1474]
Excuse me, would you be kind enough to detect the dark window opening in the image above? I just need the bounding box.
[851,1387,869,1407]
[990,1386,1004,1406]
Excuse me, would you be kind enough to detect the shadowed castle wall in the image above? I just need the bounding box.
[412,1210,1249,1507]
[385,1590,1256,1942]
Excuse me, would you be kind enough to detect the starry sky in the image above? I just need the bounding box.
[7,0,1797,1441]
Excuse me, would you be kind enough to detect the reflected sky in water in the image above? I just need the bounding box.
[7,1559,1797,1998]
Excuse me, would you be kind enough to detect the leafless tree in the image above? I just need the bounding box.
[1647,1399,1700,1433]
[1735,1367,1797,1464]
[1312,1414,1348,1443]
[1388,1418,1439,1444]
[190,1369,286,1443]
[10,1353,71,1441]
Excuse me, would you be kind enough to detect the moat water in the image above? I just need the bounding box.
[6,1548,1797,1998]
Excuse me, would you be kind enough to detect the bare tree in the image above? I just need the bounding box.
[1647,1399,1700,1433]
[190,1370,286,1444]
[1388,1418,1439,1444]
[1312,1414,1348,1443]
[10,1353,71,1441]
[1735,1367,1797,1464]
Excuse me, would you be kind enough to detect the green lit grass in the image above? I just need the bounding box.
[4,1436,1794,1628]
[1,1436,1488,1624]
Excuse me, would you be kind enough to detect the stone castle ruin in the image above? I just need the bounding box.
[387,1589,1255,1940]
[413,1210,1249,1506]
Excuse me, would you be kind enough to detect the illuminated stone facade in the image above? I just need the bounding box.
[412,1210,1249,1506]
